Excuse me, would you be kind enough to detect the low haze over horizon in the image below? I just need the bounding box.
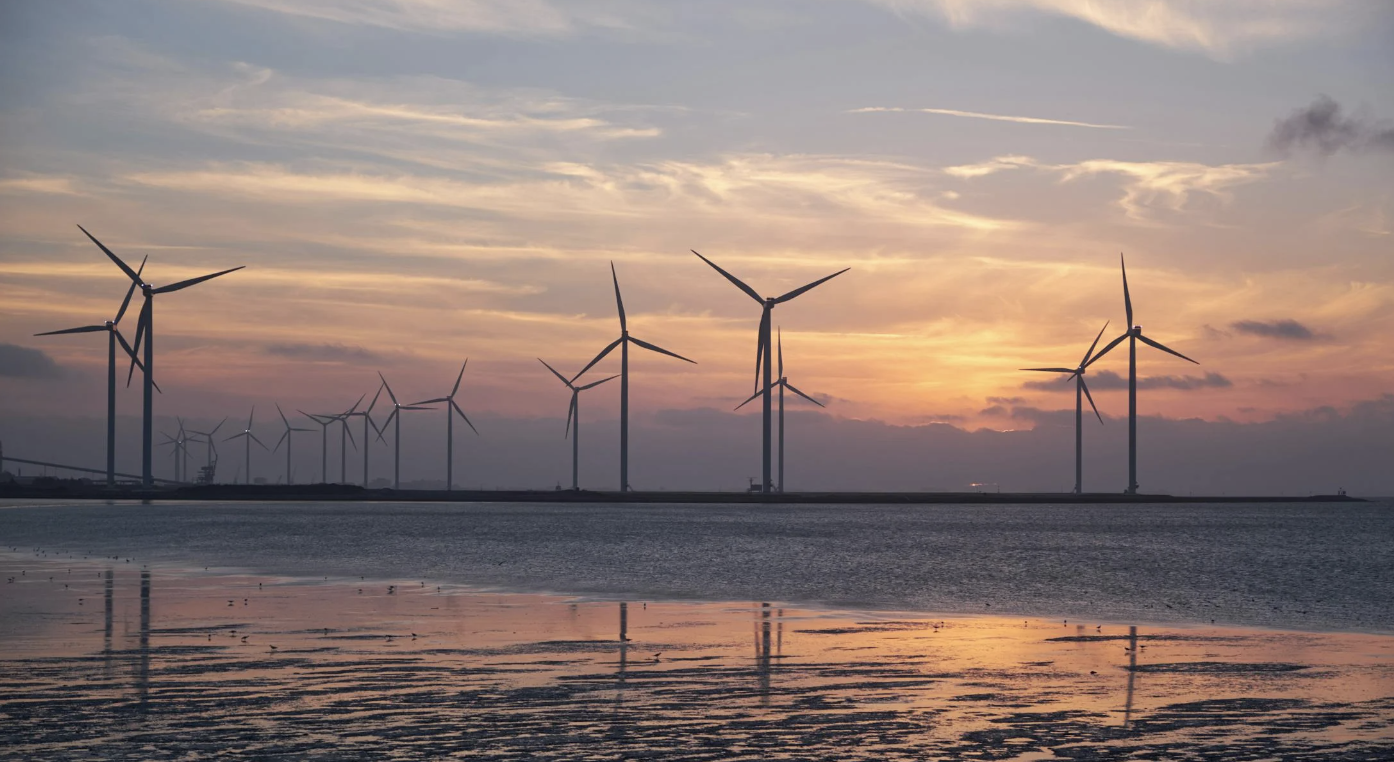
[2,0,1392,493]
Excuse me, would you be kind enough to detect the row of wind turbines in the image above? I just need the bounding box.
[37,226,1197,494]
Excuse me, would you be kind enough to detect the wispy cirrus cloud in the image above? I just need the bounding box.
[851,106,1129,130]
[862,0,1363,57]
[945,154,1276,220]
[206,0,632,36]
[119,154,1015,233]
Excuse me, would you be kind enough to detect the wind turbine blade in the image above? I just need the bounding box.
[126,302,150,387]
[247,405,256,429]
[376,409,397,442]
[577,374,619,391]
[273,430,288,453]
[78,225,141,284]
[773,267,850,304]
[538,358,572,388]
[410,398,448,406]
[343,421,358,451]
[1081,320,1110,367]
[564,394,576,439]
[293,427,314,433]
[451,400,478,435]
[35,325,107,336]
[367,384,383,414]
[569,337,622,383]
[1020,367,1075,373]
[1137,334,1198,364]
[784,381,826,407]
[400,405,435,411]
[249,432,269,450]
[1080,377,1104,424]
[277,403,290,429]
[345,392,366,417]
[1121,253,1133,328]
[754,310,769,391]
[114,258,145,325]
[628,336,695,364]
[1085,333,1129,368]
[451,359,467,397]
[369,414,386,442]
[734,384,773,411]
[224,432,246,443]
[208,417,227,437]
[691,250,763,304]
[377,372,398,405]
[777,327,784,378]
[150,266,245,294]
[610,261,627,332]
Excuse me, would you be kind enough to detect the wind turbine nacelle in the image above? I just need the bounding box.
[1132,325,1142,335]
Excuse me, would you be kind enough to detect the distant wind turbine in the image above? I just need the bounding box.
[1090,255,1198,494]
[410,361,479,492]
[571,263,695,491]
[81,225,244,486]
[303,393,364,484]
[35,255,151,486]
[273,404,314,485]
[692,250,847,493]
[376,373,433,490]
[540,359,617,491]
[342,387,382,487]
[1021,322,1110,494]
[735,329,826,493]
[187,417,227,483]
[224,407,268,484]
[299,407,345,485]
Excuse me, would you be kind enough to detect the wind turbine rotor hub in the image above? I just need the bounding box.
[1133,325,1142,334]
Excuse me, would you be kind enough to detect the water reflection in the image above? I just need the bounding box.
[103,568,114,678]
[755,603,781,706]
[137,570,150,708]
[1124,625,1138,728]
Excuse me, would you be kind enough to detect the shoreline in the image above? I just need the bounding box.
[3,551,1392,760]
[0,483,1370,503]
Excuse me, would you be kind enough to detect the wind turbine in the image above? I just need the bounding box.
[1021,322,1109,494]
[225,407,268,484]
[1090,255,1198,494]
[734,329,826,493]
[158,419,189,483]
[342,387,382,487]
[299,410,341,484]
[81,225,244,487]
[272,404,314,485]
[187,417,227,484]
[376,374,433,490]
[571,263,695,492]
[34,256,150,486]
[692,250,847,493]
[410,361,479,491]
[540,359,617,491]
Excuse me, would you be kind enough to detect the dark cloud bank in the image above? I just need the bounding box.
[0,344,63,379]
[4,396,1392,496]
[1231,319,1318,341]
[1023,370,1232,392]
[1268,95,1394,157]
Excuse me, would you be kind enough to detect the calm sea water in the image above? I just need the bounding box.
[2,499,1391,632]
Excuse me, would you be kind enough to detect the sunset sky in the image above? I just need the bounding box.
[2,1,1392,490]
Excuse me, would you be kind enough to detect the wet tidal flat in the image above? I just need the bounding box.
[1,553,1392,760]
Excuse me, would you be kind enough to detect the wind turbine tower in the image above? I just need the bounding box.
[81,226,243,486]
[692,251,847,493]
[571,263,694,491]
[1090,255,1198,494]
